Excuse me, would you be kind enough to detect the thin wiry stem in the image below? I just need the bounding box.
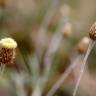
[32,1,60,96]
[43,16,68,84]
[28,53,40,82]
[32,10,68,96]
[0,64,5,75]
[46,55,83,96]
[73,40,95,96]
[36,0,59,62]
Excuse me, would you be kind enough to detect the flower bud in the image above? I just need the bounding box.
[62,22,72,38]
[0,37,17,65]
[89,22,96,40]
[77,37,90,54]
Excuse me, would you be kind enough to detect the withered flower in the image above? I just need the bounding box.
[89,22,96,40]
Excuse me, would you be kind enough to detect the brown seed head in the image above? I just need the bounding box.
[0,48,16,65]
[89,22,96,40]
[0,38,17,65]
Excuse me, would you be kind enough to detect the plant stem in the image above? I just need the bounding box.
[46,55,82,96]
[32,79,43,96]
[0,64,5,75]
[36,0,59,62]
[13,74,26,96]
[73,40,95,96]
[31,1,60,96]
[43,14,68,83]
[28,53,40,82]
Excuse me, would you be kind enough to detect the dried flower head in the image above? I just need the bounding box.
[77,37,90,54]
[89,22,96,40]
[0,37,17,65]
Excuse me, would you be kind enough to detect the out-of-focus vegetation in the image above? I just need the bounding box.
[0,0,96,96]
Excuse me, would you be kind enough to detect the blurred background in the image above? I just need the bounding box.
[0,0,96,96]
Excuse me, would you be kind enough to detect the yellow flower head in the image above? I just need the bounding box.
[0,37,17,49]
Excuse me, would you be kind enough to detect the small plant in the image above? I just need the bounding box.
[0,37,17,74]
[73,22,96,96]
[46,36,90,96]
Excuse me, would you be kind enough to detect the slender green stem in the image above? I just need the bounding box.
[73,40,95,96]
